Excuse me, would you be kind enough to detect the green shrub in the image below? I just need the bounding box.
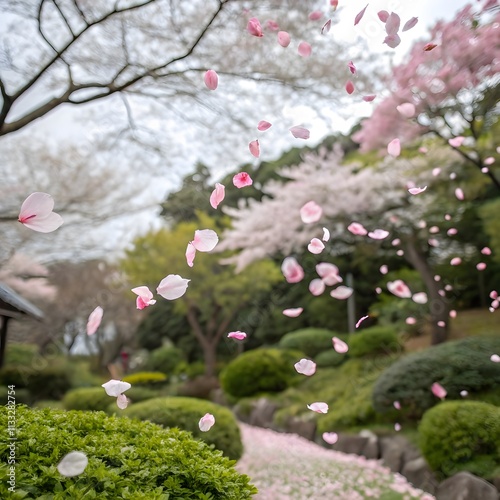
[419,401,500,479]
[279,328,345,357]
[0,386,31,405]
[144,345,185,373]
[372,336,500,419]
[349,326,402,358]
[118,397,243,460]
[122,371,167,386]
[0,405,256,498]
[314,349,346,368]
[33,400,65,409]
[3,342,38,366]
[63,387,113,412]
[220,348,303,400]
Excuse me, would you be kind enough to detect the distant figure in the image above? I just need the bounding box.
[120,350,129,374]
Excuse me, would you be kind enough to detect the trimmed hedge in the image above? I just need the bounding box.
[144,345,185,373]
[0,405,256,498]
[118,397,243,460]
[220,348,303,400]
[122,371,167,386]
[349,326,401,358]
[279,328,345,358]
[372,336,500,418]
[419,401,500,479]
[314,349,346,368]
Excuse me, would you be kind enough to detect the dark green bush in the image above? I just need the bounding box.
[279,328,346,358]
[220,348,303,399]
[63,387,113,412]
[349,326,402,358]
[0,405,256,498]
[122,371,167,386]
[0,386,31,405]
[314,349,346,368]
[118,397,243,460]
[3,342,38,366]
[372,336,500,418]
[419,401,500,479]
[144,345,185,373]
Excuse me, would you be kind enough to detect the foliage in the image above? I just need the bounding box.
[220,348,303,400]
[348,326,402,358]
[419,401,500,479]
[118,397,243,460]
[279,328,346,358]
[63,388,114,412]
[122,371,167,386]
[314,349,346,368]
[0,406,256,498]
[372,336,500,418]
[3,342,38,366]
[0,386,30,405]
[143,345,186,374]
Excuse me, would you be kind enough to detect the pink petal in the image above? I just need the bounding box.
[156,274,190,300]
[290,126,310,139]
[192,229,218,252]
[447,228,458,236]
[380,265,388,274]
[385,13,401,35]
[481,247,492,256]
[249,139,260,158]
[204,70,218,90]
[455,188,465,200]
[383,34,401,49]
[330,0,338,9]
[402,16,418,32]
[277,31,291,47]
[282,307,303,317]
[450,310,457,318]
[412,292,428,304]
[354,4,368,26]
[316,263,342,286]
[307,402,329,413]
[87,306,103,336]
[423,43,437,51]
[362,94,377,102]
[355,315,369,328]
[266,20,279,31]
[116,394,129,409]
[406,317,417,325]
[308,238,325,254]
[393,401,401,410]
[309,279,326,296]
[460,390,468,397]
[132,286,156,309]
[332,336,349,353]
[199,413,215,432]
[450,257,462,266]
[396,103,415,118]
[449,136,464,147]
[321,19,332,35]
[233,172,253,188]
[387,138,401,157]
[247,17,263,37]
[477,262,487,271]
[420,147,429,154]
[257,120,272,131]
[490,354,500,363]
[490,291,498,299]
[210,183,225,209]
[431,382,447,400]
[347,222,368,236]
[227,331,247,340]
[298,42,312,57]
[322,432,338,444]
[394,423,401,432]
[19,192,63,233]
[57,451,88,477]
[387,280,412,298]
[281,257,305,283]
[345,80,355,95]
[102,379,131,397]
[308,11,323,21]
[348,61,356,75]
[484,157,495,166]
[368,229,389,240]
[294,358,317,376]
[377,10,389,22]
[322,227,330,242]
[186,242,196,267]
[330,286,353,300]
[300,201,322,223]
[408,186,427,195]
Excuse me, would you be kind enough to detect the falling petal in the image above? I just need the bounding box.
[322,432,338,444]
[321,19,332,35]
[423,43,437,51]
[186,242,196,267]
[437,320,446,327]
[330,286,353,300]
[420,147,428,154]
[57,451,88,477]
[332,336,349,353]
[294,358,317,376]
[432,167,441,176]
[131,286,156,310]
[233,172,253,188]
[491,354,500,363]
[249,140,260,158]
[396,103,415,118]
[387,138,401,157]
[330,0,338,9]
[298,42,312,57]
[210,183,225,209]
[227,331,247,340]
[477,262,487,271]
[308,238,325,254]
[345,80,355,94]
[412,292,428,304]
[450,257,462,266]
[384,34,401,48]
[322,227,331,242]
[481,247,492,255]
[431,382,447,400]
[116,394,129,410]
[385,13,401,35]
[309,279,326,296]
[387,280,411,298]
[484,157,495,165]
[449,310,457,318]
[266,20,279,31]
[277,31,291,47]
[157,274,190,300]
[460,390,468,397]
[368,229,389,240]
[192,229,218,252]
[377,10,389,22]
[308,11,323,21]
[283,307,303,317]
[362,95,377,102]
[247,17,263,37]
[102,379,131,397]
[380,265,388,274]
[257,120,272,131]
[316,262,342,286]
[447,228,458,236]
[347,222,368,236]
[290,126,310,139]
[199,413,215,432]
[402,16,418,32]
[18,192,63,233]
[281,257,305,283]
[393,401,401,410]
[449,136,464,147]
[455,188,464,201]
[300,201,322,223]
[348,61,356,75]
[355,315,369,328]
[87,306,103,336]
[406,317,417,325]
[203,70,218,90]
[307,402,329,413]
[394,423,401,432]
[408,186,427,195]
[354,4,368,26]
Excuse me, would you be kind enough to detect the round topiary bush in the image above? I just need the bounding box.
[0,405,256,498]
[314,349,345,368]
[144,345,185,373]
[117,396,243,460]
[63,387,113,412]
[279,328,345,358]
[372,336,500,418]
[122,371,167,386]
[349,326,402,358]
[419,401,500,479]
[220,348,303,400]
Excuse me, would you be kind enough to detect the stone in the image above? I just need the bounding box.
[379,436,410,473]
[436,471,499,500]
[331,434,370,456]
[283,416,316,441]
[248,398,279,428]
[402,457,438,495]
[359,430,379,459]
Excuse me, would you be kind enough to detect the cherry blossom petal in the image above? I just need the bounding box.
[355,315,369,328]
[393,401,401,410]
[431,382,447,400]
[345,80,355,94]
[290,126,310,139]
[131,286,156,309]
[420,147,429,154]
[308,11,323,21]
[199,413,215,432]
[266,20,279,31]
[460,390,468,397]
[210,183,225,209]
[402,17,418,32]
[481,247,492,255]
[455,188,465,201]
[307,402,329,413]
[87,306,103,336]
[294,358,317,376]
[396,103,415,118]
[491,354,500,363]
[249,140,260,158]
[321,19,332,35]
[308,238,325,254]
[490,291,498,299]
[412,292,428,304]
[348,61,356,75]
[300,201,322,223]
[449,310,457,318]
[380,265,388,274]
[406,317,417,325]
[449,136,464,147]
[322,227,330,242]
[387,138,401,157]
[330,0,338,9]
[394,423,401,432]
[157,274,190,300]
[332,336,349,353]
[484,157,495,165]
[377,10,389,22]
[432,167,441,176]
[477,263,487,271]
[408,186,427,195]
[450,257,462,266]
[316,263,342,286]
[281,257,305,283]
[277,31,291,47]
[233,172,253,188]
[322,432,338,444]
[18,192,63,233]
[227,331,247,340]
[423,43,437,51]
[383,34,401,49]
[309,278,326,296]
[385,13,401,35]
[192,229,218,252]
[204,70,218,90]
[354,4,368,26]
[447,228,458,236]
[347,222,368,236]
[387,280,412,298]
[283,307,303,317]
[57,451,88,477]
[362,95,377,102]
[298,42,312,57]
[257,120,272,131]
[116,394,129,409]
[330,286,353,300]
[368,229,389,240]
[247,18,263,37]
[102,379,131,397]
[186,242,196,267]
